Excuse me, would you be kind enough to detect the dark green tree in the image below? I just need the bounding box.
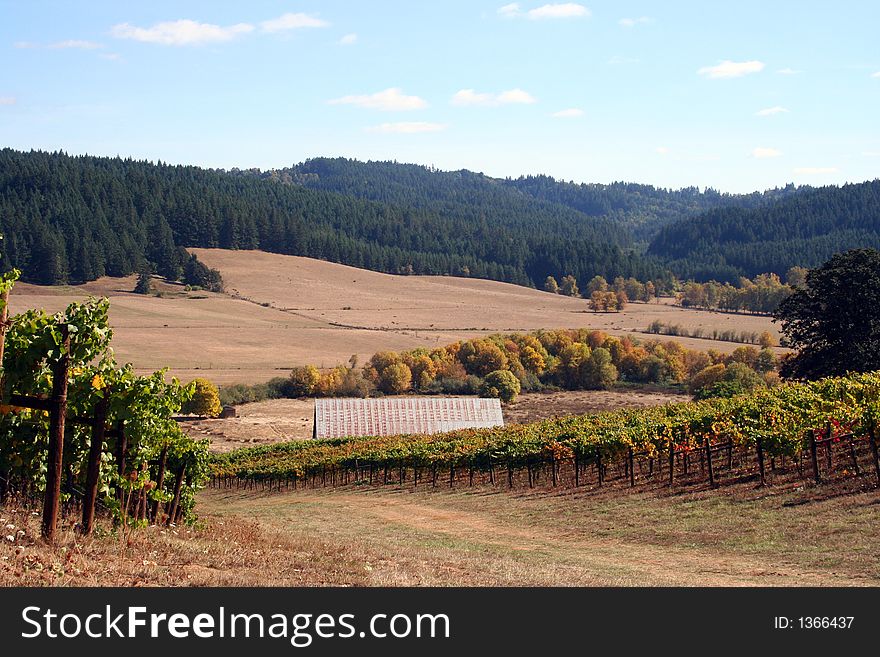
[134,270,153,294]
[774,249,880,379]
[183,254,224,292]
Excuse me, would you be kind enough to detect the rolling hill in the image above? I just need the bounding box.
[8,249,778,384]
[259,157,801,242]
[0,149,664,289]
[648,179,880,281]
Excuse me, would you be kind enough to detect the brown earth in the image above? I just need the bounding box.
[183,389,688,453]
[9,249,780,385]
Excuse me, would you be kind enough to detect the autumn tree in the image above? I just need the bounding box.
[378,362,412,394]
[692,363,765,400]
[585,275,608,295]
[480,370,521,403]
[785,266,808,288]
[543,275,560,294]
[286,365,321,396]
[589,291,619,312]
[560,274,579,297]
[583,348,618,389]
[459,340,508,376]
[758,331,777,348]
[183,378,222,417]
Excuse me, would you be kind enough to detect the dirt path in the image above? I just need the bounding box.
[201,486,878,586]
[310,493,866,587]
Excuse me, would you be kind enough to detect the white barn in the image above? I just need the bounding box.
[313,397,504,439]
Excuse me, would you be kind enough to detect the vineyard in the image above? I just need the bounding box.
[210,373,880,496]
[0,271,210,540]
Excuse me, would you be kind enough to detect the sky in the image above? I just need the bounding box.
[1,1,879,193]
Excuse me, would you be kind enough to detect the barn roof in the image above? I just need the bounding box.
[313,397,504,439]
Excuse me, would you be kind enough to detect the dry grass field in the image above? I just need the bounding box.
[185,389,688,452]
[8,249,780,385]
[4,480,877,586]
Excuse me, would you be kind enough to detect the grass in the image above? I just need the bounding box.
[9,249,781,384]
[195,476,880,586]
[4,463,878,587]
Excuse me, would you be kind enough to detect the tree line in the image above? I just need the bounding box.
[217,327,780,408]
[0,149,667,288]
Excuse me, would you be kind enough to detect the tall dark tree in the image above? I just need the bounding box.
[774,249,880,379]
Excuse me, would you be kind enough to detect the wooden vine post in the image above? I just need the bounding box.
[166,463,187,526]
[115,421,128,502]
[868,423,880,483]
[756,436,766,486]
[42,326,70,541]
[150,443,169,523]
[810,430,821,483]
[628,447,635,487]
[704,438,715,488]
[81,396,108,534]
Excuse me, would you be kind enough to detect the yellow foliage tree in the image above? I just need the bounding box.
[183,378,221,417]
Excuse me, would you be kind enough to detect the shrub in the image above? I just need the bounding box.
[183,378,222,417]
[480,370,521,403]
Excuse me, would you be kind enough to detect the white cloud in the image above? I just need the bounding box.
[111,19,254,46]
[339,33,358,45]
[260,13,329,33]
[619,16,650,27]
[752,147,782,159]
[755,106,789,116]
[497,3,590,19]
[655,147,670,155]
[13,41,36,49]
[863,151,880,157]
[367,122,447,134]
[498,88,536,104]
[872,71,880,79]
[528,3,590,19]
[100,53,122,61]
[0,97,16,106]
[551,108,584,118]
[794,167,839,174]
[497,3,522,17]
[49,40,103,50]
[777,67,801,75]
[329,88,428,111]
[451,88,536,106]
[697,60,765,79]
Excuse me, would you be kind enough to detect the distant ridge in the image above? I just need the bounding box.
[648,179,880,281]
[0,149,666,287]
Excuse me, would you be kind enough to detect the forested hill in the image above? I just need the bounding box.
[0,149,666,287]
[499,175,802,241]
[259,158,801,243]
[647,180,880,282]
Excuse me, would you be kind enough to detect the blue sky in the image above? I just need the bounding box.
[1,1,878,192]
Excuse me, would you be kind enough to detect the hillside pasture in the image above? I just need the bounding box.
[9,249,780,384]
